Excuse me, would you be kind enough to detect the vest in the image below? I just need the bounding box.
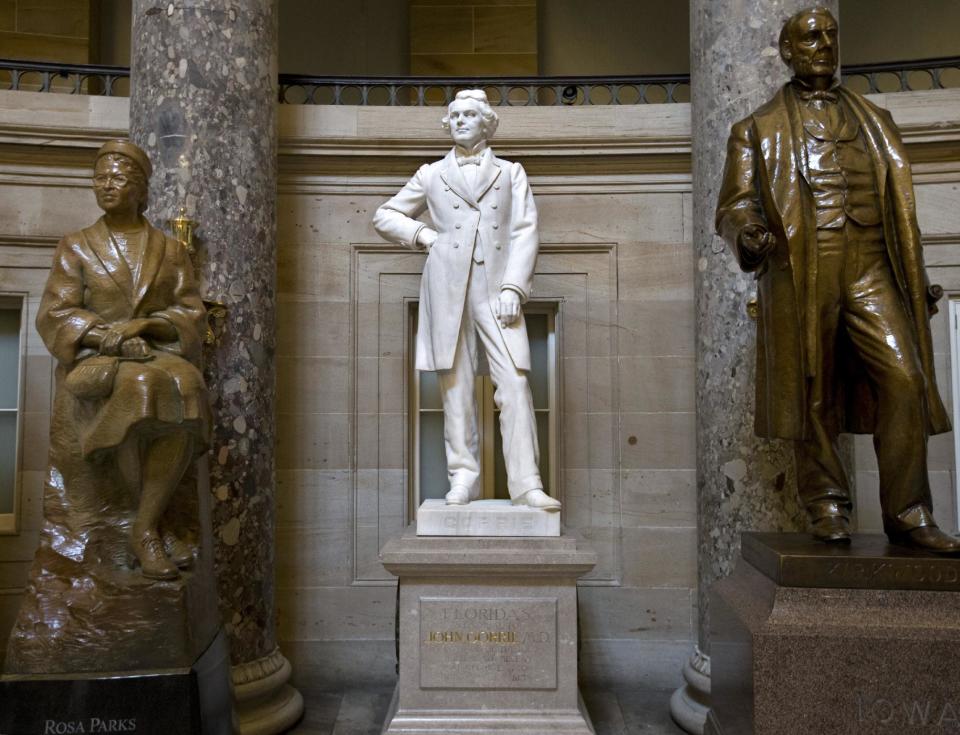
[801,99,882,230]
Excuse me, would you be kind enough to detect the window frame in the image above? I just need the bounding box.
[0,293,27,535]
[409,300,559,516]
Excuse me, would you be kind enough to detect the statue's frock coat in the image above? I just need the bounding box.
[373,148,538,372]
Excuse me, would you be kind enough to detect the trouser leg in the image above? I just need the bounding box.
[437,293,481,497]
[798,236,853,520]
[468,263,543,499]
[840,236,933,532]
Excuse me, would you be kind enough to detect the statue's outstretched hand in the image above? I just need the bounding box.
[739,224,776,267]
[495,289,521,327]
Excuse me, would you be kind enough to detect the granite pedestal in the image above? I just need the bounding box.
[708,532,960,735]
[380,526,596,734]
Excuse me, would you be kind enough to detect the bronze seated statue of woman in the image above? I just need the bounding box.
[37,139,211,580]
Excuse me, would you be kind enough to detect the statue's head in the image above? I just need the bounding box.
[93,140,152,216]
[442,89,499,149]
[779,6,839,82]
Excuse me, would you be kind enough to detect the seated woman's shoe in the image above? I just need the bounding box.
[131,530,180,580]
[513,488,561,512]
[163,531,195,569]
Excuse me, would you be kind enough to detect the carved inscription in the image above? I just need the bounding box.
[826,559,960,589]
[857,692,960,731]
[419,598,557,690]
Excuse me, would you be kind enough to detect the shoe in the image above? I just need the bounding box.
[811,515,851,543]
[163,532,195,569]
[891,525,960,555]
[513,489,561,512]
[445,486,471,505]
[130,530,180,580]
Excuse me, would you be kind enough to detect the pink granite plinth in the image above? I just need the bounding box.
[708,534,960,735]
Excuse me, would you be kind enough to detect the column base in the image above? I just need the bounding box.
[233,647,304,735]
[669,646,711,734]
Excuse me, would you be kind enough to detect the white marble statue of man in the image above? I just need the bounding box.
[374,89,560,511]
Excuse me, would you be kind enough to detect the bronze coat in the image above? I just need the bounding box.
[37,218,210,458]
[716,84,950,440]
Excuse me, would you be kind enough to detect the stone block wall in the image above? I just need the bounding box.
[409,0,537,77]
[0,0,91,64]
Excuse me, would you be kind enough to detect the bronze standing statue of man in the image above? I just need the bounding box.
[716,7,960,553]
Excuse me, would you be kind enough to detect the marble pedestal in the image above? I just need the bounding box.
[708,533,960,735]
[417,499,561,537]
[380,526,596,734]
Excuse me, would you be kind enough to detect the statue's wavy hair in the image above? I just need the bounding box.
[441,89,500,139]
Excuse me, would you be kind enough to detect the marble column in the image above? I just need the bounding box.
[670,1,839,732]
[129,2,302,733]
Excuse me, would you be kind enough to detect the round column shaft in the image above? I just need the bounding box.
[129,2,301,732]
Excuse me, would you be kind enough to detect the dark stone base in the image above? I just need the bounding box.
[709,533,960,734]
[0,629,234,735]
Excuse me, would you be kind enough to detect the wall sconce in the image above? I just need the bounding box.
[168,206,197,254]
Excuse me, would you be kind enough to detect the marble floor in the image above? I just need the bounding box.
[286,686,686,734]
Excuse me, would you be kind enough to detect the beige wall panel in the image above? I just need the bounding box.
[915,182,960,234]
[474,5,536,53]
[276,469,352,527]
[277,585,396,642]
[276,299,352,358]
[620,411,696,470]
[0,186,97,240]
[277,243,352,301]
[617,242,693,301]
[619,355,695,413]
[410,52,537,76]
[0,31,88,63]
[579,586,693,641]
[621,527,697,589]
[277,356,352,415]
[17,0,89,37]
[537,193,685,244]
[617,300,695,357]
[0,560,29,588]
[275,412,351,471]
[561,356,616,413]
[277,195,384,246]
[620,469,697,528]
[275,525,353,588]
[409,4,472,53]
[0,1,13,31]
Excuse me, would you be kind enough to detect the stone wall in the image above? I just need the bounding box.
[409,0,537,76]
[0,0,91,64]
[0,90,958,690]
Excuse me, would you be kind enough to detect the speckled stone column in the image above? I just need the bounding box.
[670,2,839,733]
[129,2,302,733]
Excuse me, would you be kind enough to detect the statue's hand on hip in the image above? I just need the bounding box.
[496,289,521,327]
[417,228,438,251]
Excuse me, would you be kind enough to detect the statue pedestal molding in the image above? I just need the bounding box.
[380,527,596,734]
[708,533,960,734]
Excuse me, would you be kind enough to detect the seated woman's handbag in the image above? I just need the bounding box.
[65,354,153,401]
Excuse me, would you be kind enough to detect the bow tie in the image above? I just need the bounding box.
[795,88,839,105]
[457,155,482,166]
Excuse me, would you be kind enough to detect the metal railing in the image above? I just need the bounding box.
[0,57,957,105]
